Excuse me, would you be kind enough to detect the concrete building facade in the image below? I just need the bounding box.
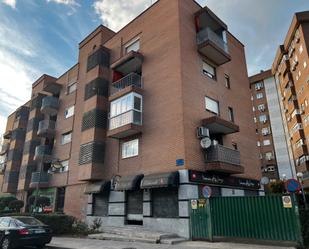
[272,11,309,189]
[249,70,295,181]
[0,0,261,237]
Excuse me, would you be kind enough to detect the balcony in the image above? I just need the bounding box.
[197,28,231,65]
[111,51,143,75]
[110,73,142,96]
[34,145,52,163]
[205,144,244,174]
[0,143,9,156]
[3,130,12,140]
[43,80,62,95]
[37,120,56,138]
[202,116,239,135]
[0,162,6,174]
[29,171,49,188]
[107,110,142,139]
[41,96,59,116]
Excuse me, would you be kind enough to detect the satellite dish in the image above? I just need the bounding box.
[260,176,270,185]
[200,137,212,149]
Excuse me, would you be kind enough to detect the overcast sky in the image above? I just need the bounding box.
[0,0,309,135]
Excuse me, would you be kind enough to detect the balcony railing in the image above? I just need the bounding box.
[197,28,229,54]
[110,73,142,96]
[34,145,52,162]
[37,120,56,137]
[205,144,241,166]
[0,143,9,155]
[30,171,49,188]
[41,96,59,116]
[109,110,142,130]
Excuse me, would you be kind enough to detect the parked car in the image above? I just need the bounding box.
[0,216,52,249]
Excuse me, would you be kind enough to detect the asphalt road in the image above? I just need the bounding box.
[42,237,295,249]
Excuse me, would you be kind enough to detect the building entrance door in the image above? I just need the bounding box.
[126,190,143,225]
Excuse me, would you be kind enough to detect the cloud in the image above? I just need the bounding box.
[93,0,157,31]
[2,0,16,8]
[46,0,77,5]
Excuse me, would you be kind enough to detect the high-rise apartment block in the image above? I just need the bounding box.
[0,0,261,237]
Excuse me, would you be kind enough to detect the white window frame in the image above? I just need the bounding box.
[202,61,216,79]
[124,37,140,54]
[263,139,271,146]
[256,93,263,99]
[64,105,75,119]
[67,82,77,95]
[122,139,139,159]
[61,131,72,145]
[205,96,219,115]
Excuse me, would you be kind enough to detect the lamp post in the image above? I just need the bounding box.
[297,172,308,210]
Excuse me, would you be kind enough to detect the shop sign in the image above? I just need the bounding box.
[198,199,206,208]
[189,170,260,190]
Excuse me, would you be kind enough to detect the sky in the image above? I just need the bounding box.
[0,0,309,136]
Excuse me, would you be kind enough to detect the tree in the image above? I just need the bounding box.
[268,180,285,194]
[8,200,24,212]
[0,197,17,211]
[36,196,51,209]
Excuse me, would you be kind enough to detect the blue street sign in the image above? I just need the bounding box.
[286,179,301,193]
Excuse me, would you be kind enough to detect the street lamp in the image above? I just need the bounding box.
[297,172,308,210]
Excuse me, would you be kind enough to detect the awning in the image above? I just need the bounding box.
[84,181,110,194]
[140,171,179,189]
[114,174,144,191]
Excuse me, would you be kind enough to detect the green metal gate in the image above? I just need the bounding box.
[190,195,302,244]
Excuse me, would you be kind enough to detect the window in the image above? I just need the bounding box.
[205,96,219,115]
[257,141,261,147]
[122,139,139,159]
[67,82,77,94]
[263,139,271,146]
[299,45,303,54]
[61,132,72,145]
[252,106,255,112]
[261,127,270,136]
[224,74,230,88]
[228,107,234,122]
[110,93,142,130]
[58,160,69,173]
[202,61,216,79]
[125,37,140,54]
[259,114,267,123]
[258,104,265,111]
[255,81,264,90]
[265,152,273,161]
[295,139,304,148]
[304,61,307,68]
[256,93,263,99]
[253,117,257,123]
[64,106,74,119]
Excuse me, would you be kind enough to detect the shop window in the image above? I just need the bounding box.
[55,187,65,213]
[152,188,178,218]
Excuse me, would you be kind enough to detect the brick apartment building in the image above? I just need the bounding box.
[272,11,309,190]
[0,0,261,237]
[249,70,295,181]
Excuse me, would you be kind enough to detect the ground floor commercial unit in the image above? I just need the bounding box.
[84,169,261,238]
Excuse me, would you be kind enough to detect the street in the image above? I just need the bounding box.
[44,237,295,249]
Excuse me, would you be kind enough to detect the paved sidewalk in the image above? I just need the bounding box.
[47,237,295,249]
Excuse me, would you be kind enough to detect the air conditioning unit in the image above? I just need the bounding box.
[197,127,209,138]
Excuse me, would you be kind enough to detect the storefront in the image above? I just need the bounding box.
[85,169,261,238]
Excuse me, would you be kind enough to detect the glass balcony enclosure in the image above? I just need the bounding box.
[109,92,142,130]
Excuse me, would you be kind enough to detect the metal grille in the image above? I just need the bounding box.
[79,142,105,165]
[93,193,109,217]
[87,47,110,72]
[23,140,41,155]
[84,77,109,100]
[205,144,241,166]
[15,106,29,120]
[30,94,45,110]
[11,128,26,140]
[4,170,19,184]
[82,109,107,131]
[27,117,43,132]
[7,149,23,162]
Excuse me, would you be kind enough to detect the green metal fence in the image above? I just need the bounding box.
[190,195,303,244]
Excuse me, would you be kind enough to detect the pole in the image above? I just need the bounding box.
[300,179,308,210]
[33,161,42,213]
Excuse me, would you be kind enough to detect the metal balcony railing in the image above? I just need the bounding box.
[34,145,52,162]
[205,144,241,166]
[109,110,142,130]
[197,28,229,54]
[37,120,56,137]
[41,96,59,115]
[110,73,142,95]
[30,171,49,184]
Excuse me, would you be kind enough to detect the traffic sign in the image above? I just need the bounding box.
[286,179,301,193]
[202,185,212,198]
